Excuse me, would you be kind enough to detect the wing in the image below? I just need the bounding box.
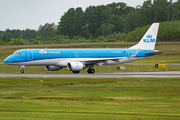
[76,49,140,66]
[73,57,125,65]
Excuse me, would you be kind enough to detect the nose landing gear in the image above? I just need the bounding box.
[20,65,25,74]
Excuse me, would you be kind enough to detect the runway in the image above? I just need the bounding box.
[0,71,180,78]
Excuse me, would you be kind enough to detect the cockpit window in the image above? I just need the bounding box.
[17,53,21,55]
[12,52,21,56]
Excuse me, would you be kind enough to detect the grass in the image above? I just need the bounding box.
[0,77,180,119]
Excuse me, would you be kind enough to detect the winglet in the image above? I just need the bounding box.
[129,48,140,58]
[129,23,159,50]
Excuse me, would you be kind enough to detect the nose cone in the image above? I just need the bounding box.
[4,56,11,64]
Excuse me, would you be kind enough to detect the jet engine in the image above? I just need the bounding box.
[45,66,62,71]
[67,62,85,71]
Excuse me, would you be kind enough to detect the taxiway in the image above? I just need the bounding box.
[0,71,180,78]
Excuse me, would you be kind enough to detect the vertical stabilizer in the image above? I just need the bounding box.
[129,23,159,50]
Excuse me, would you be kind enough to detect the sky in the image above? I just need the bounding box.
[0,0,177,31]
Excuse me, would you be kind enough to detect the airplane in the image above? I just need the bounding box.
[3,23,173,74]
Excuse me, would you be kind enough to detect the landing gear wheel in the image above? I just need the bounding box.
[20,65,25,74]
[21,70,24,74]
[72,71,80,74]
[87,68,95,74]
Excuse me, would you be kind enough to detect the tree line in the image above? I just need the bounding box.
[0,0,180,45]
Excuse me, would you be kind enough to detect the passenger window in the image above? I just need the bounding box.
[91,53,92,55]
[47,53,49,55]
[107,53,109,55]
[61,53,63,55]
[84,53,85,55]
[43,53,45,55]
[54,53,56,55]
[98,53,99,55]
[104,53,106,55]
[65,53,66,55]
[51,53,52,55]
[124,52,126,55]
[88,53,89,55]
[58,53,59,55]
[72,53,74,55]
[76,53,78,55]
[114,53,116,55]
[80,53,81,55]
[101,53,102,55]
[40,53,41,55]
[111,53,112,55]
[68,53,70,55]
[94,53,96,55]
[118,53,119,55]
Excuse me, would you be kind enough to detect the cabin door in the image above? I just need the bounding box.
[28,50,33,60]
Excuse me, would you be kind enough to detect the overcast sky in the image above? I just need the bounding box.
[0,0,177,31]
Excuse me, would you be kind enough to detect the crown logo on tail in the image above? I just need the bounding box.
[146,34,152,38]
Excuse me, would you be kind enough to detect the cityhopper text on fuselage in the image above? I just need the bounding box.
[4,23,173,74]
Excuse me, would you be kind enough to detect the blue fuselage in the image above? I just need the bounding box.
[4,48,155,66]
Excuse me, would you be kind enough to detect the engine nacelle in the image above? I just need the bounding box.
[45,66,62,71]
[67,62,85,71]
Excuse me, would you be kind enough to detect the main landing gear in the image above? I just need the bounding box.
[87,68,95,74]
[72,71,80,74]
[72,68,95,74]
[20,65,25,74]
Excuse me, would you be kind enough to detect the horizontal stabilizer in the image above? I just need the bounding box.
[144,49,175,55]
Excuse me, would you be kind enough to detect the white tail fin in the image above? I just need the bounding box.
[129,23,159,50]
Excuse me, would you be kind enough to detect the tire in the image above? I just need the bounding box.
[21,70,24,74]
[72,71,79,74]
[87,69,95,74]
[90,69,95,74]
[87,69,90,74]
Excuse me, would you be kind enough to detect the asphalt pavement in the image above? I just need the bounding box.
[0,71,180,78]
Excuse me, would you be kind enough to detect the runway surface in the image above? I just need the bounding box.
[0,71,180,78]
